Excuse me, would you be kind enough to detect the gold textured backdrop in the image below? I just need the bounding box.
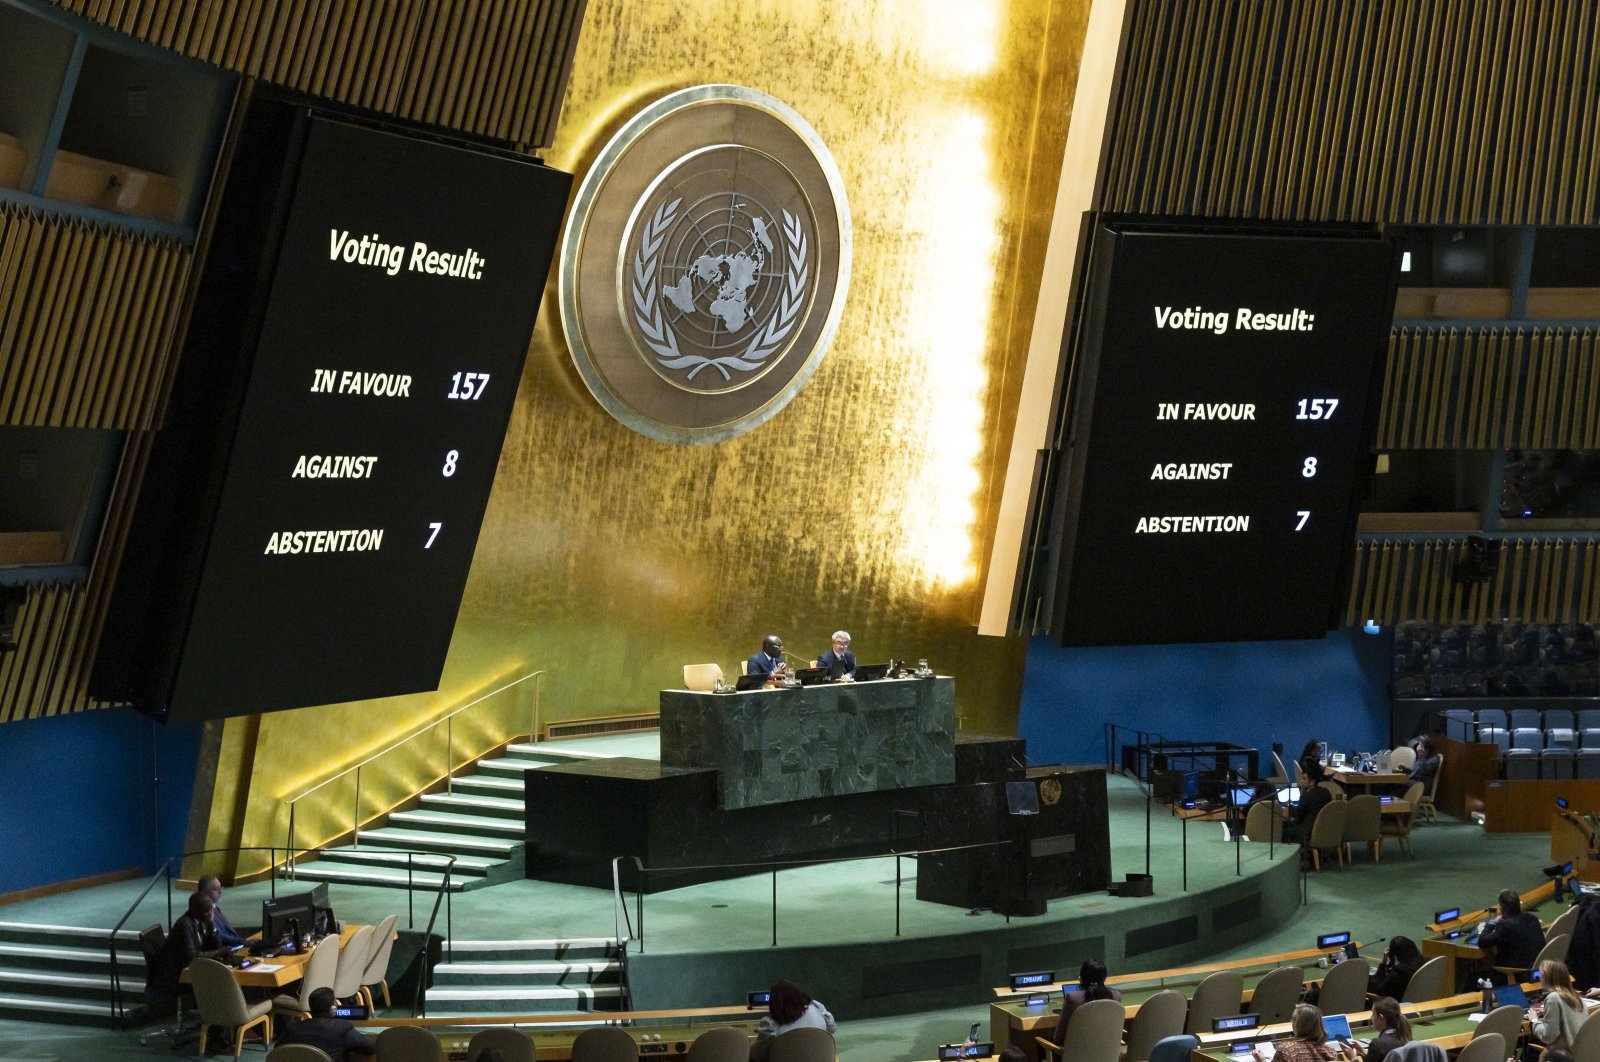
[205,0,1091,864]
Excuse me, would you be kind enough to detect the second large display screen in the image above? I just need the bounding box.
[1050,225,1395,646]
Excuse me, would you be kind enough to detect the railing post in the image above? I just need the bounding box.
[353,768,361,850]
[532,671,542,744]
[771,867,778,947]
[408,854,415,928]
[895,853,902,937]
[447,717,454,795]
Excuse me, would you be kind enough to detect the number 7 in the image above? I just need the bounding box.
[1295,510,1310,531]
[425,522,442,548]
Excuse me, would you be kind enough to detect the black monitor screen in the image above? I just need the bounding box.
[262,891,317,946]
[92,96,571,721]
[1047,224,1395,646]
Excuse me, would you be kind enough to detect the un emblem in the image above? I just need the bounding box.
[560,86,851,444]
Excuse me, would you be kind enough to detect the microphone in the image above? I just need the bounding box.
[782,651,805,670]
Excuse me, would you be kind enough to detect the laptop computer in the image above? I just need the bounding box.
[854,662,892,682]
[1322,1014,1354,1042]
[794,667,829,686]
[1494,984,1529,1008]
[1228,786,1256,807]
[734,674,768,691]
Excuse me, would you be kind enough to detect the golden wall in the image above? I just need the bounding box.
[206,0,1091,862]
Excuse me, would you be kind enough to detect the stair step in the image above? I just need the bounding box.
[504,743,619,760]
[308,848,500,872]
[425,985,625,1000]
[432,960,621,984]
[420,793,526,819]
[0,943,143,972]
[0,991,123,1025]
[279,865,467,891]
[357,829,518,856]
[452,776,525,795]
[444,939,621,961]
[423,984,625,1012]
[387,810,524,836]
[0,967,121,1001]
[0,923,140,946]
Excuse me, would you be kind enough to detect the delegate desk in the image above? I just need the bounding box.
[1420,878,1564,989]
[1189,988,1532,1062]
[181,923,365,990]
[360,1007,760,1060]
[660,676,955,809]
[989,943,1363,1060]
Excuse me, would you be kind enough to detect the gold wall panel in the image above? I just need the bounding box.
[51,0,588,148]
[1104,0,1600,223]
[1377,328,1600,451]
[1347,538,1600,629]
[208,0,1091,861]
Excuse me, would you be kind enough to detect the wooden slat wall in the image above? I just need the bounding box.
[1376,328,1600,450]
[1346,538,1600,628]
[0,432,155,722]
[0,206,190,430]
[1104,0,1600,223]
[51,0,590,148]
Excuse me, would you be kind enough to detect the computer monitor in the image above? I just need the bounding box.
[309,882,335,935]
[261,890,317,946]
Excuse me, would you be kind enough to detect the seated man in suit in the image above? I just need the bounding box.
[276,987,375,1061]
[748,635,787,680]
[818,631,856,681]
[150,891,234,1000]
[1479,888,1545,983]
[198,873,245,948]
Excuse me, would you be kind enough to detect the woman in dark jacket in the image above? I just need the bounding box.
[1367,937,1424,1000]
[1053,959,1122,1045]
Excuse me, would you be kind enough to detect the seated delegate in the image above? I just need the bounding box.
[818,631,856,681]
[276,987,375,1061]
[1361,997,1412,1062]
[750,979,835,1060]
[1052,959,1121,1045]
[1479,888,1545,982]
[748,635,788,680]
[150,890,233,1001]
[1367,937,1424,1000]
[1253,1004,1358,1062]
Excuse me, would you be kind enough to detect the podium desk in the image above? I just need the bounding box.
[660,676,956,810]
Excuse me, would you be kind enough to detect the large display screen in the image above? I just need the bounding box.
[1049,224,1396,646]
[96,107,570,720]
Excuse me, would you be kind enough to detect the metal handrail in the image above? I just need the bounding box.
[107,846,284,1024]
[411,857,457,1018]
[611,840,1015,952]
[284,669,545,866]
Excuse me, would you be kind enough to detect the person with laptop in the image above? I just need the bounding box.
[1531,960,1589,1053]
[747,635,788,682]
[1252,1004,1358,1062]
[1359,997,1412,1062]
[1052,959,1122,1046]
[1479,888,1545,983]
[818,631,856,681]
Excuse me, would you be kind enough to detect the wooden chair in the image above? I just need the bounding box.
[359,913,399,1009]
[1341,794,1384,863]
[571,1026,638,1062]
[1399,956,1448,1003]
[1318,956,1371,1016]
[1549,904,1582,941]
[1123,989,1187,1062]
[271,934,340,1021]
[1148,1034,1200,1062]
[1471,1004,1523,1047]
[1184,971,1244,1034]
[766,1027,837,1062]
[267,1047,332,1062]
[1568,1010,1600,1062]
[1389,745,1416,770]
[1381,783,1424,858]
[1250,966,1304,1024]
[1455,1031,1504,1062]
[1416,756,1443,823]
[1244,801,1283,842]
[1307,799,1349,870]
[375,1026,446,1062]
[1494,932,1569,981]
[685,1025,750,1061]
[332,924,376,1004]
[1038,997,1124,1062]
[1270,750,1292,786]
[189,957,273,1057]
[682,663,723,691]
[466,1027,535,1062]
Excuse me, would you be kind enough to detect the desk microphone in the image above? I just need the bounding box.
[782,652,806,672]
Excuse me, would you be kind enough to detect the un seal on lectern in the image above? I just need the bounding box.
[558,85,851,445]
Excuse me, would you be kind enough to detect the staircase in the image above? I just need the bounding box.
[0,922,143,1027]
[424,937,626,1018]
[288,742,616,893]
